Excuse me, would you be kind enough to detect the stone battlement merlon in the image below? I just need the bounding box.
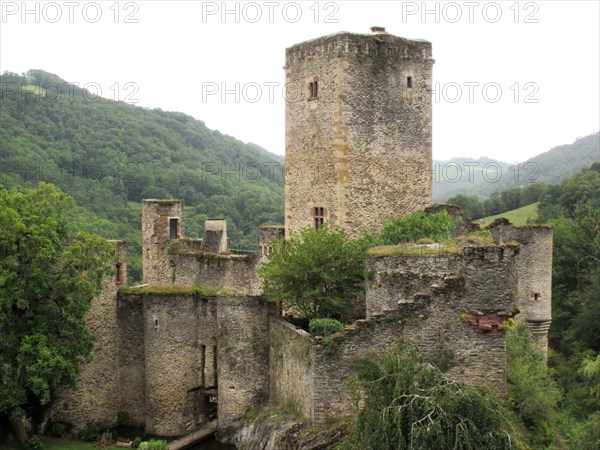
[285,32,433,66]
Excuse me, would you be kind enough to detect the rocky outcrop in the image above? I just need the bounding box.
[227,414,346,450]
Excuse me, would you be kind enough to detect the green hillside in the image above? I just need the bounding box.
[476,202,539,227]
[433,133,600,201]
[0,70,284,282]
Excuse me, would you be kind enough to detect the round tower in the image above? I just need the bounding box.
[141,199,184,285]
[284,27,434,238]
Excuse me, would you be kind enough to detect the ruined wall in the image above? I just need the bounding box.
[217,296,275,428]
[142,199,184,285]
[305,245,520,425]
[285,31,433,238]
[259,226,285,256]
[486,220,553,357]
[269,317,314,422]
[52,241,126,430]
[168,245,263,295]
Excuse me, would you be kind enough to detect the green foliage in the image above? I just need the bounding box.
[340,341,514,450]
[0,71,284,283]
[309,318,344,337]
[138,440,168,450]
[506,324,560,447]
[48,422,67,438]
[26,435,43,450]
[132,437,143,448]
[259,225,365,320]
[79,422,109,442]
[377,211,453,245]
[0,184,115,443]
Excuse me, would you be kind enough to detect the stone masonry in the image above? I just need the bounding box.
[285,29,434,238]
[52,28,553,441]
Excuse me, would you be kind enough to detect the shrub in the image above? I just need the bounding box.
[309,318,344,337]
[132,437,143,448]
[340,341,514,449]
[506,323,561,446]
[139,440,168,450]
[48,422,67,437]
[26,435,43,450]
[377,211,453,245]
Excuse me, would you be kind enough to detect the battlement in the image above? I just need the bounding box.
[285,30,433,65]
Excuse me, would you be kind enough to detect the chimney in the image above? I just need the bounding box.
[370,26,387,34]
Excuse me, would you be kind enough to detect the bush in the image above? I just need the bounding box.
[26,435,43,450]
[139,439,168,450]
[132,436,143,448]
[309,318,344,337]
[48,422,67,437]
[80,422,108,442]
[506,323,561,446]
[340,341,514,449]
[377,211,453,245]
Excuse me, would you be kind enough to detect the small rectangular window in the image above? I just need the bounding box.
[115,263,122,284]
[407,76,413,88]
[169,218,179,239]
[312,207,326,230]
[309,81,318,99]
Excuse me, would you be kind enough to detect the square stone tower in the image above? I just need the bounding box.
[285,28,434,238]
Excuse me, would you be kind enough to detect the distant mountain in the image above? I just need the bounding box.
[0,70,284,281]
[433,132,600,202]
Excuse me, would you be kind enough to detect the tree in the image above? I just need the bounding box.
[0,184,115,444]
[259,224,364,320]
[340,342,514,450]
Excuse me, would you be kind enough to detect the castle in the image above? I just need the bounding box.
[51,29,552,441]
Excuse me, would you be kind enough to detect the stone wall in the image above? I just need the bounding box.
[259,226,285,256]
[142,200,184,285]
[168,244,263,295]
[142,294,216,436]
[285,31,433,239]
[217,296,275,428]
[269,317,315,422]
[52,241,126,431]
[486,220,553,357]
[117,294,146,427]
[283,244,522,426]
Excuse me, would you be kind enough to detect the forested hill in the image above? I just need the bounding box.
[0,70,284,281]
[433,132,600,201]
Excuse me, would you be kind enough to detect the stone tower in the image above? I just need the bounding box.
[284,27,434,238]
[141,199,184,284]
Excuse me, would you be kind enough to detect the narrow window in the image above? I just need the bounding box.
[532,292,541,301]
[213,345,218,386]
[309,81,318,99]
[313,207,326,230]
[199,344,206,386]
[169,218,179,239]
[407,76,413,88]
[115,263,122,284]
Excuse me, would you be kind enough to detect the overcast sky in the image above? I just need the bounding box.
[1,1,599,162]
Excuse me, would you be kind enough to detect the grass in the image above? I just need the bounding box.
[477,202,539,227]
[0,437,121,450]
[119,284,236,297]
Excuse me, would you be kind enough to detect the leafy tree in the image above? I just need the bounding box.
[446,194,485,219]
[505,323,561,447]
[0,184,115,444]
[340,342,514,450]
[259,225,364,320]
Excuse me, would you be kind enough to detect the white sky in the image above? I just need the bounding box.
[1,1,599,162]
